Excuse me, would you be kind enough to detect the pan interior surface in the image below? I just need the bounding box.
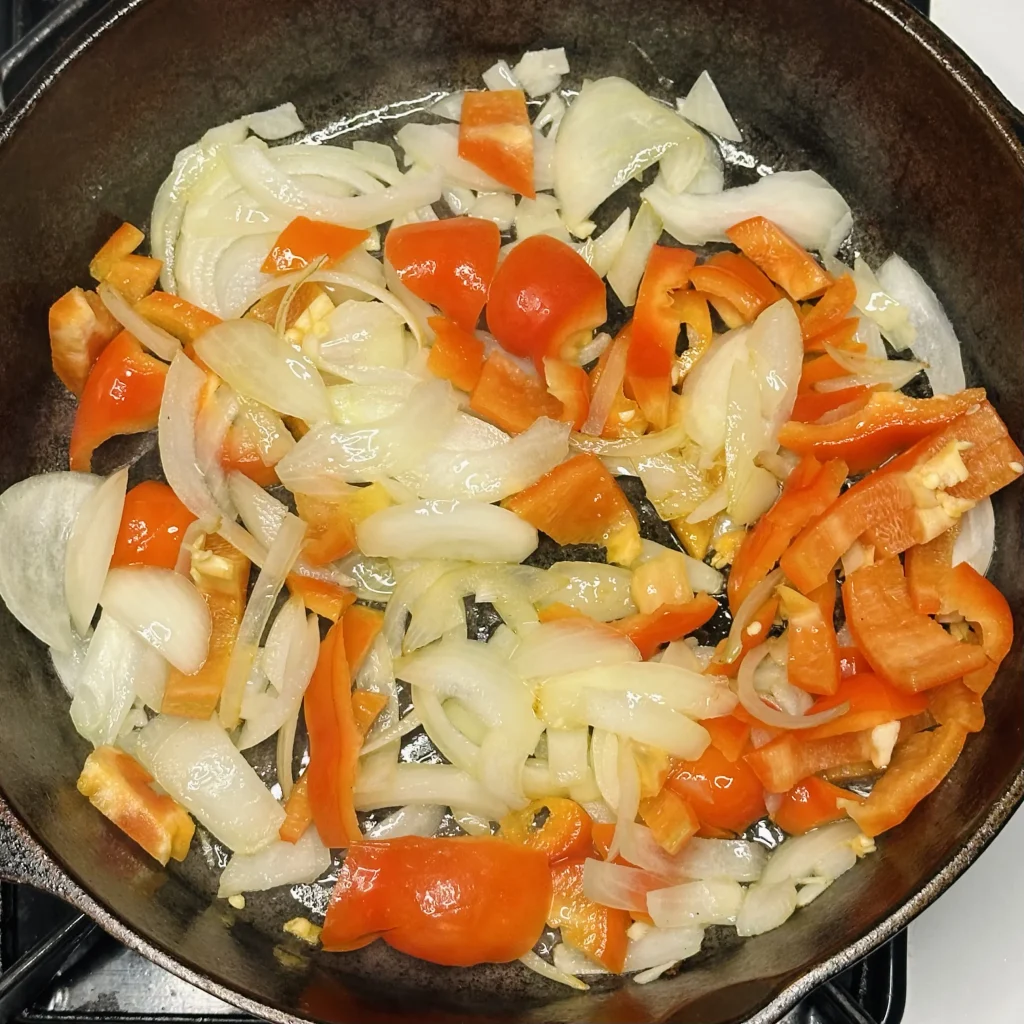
[0,0,1021,1021]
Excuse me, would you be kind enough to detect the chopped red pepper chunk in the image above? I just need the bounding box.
[458,89,535,197]
[799,672,928,740]
[500,797,593,863]
[261,216,369,274]
[773,776,859,835]
[778,584,841,696]
[548,857,629,973]
[726,217,832,301]
[611,595,719,660]
[470,350,563,434]
[426,315,485,392]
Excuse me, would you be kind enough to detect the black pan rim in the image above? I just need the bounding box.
[0,0,1022,1021]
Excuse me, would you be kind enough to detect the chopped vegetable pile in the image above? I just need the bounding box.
[4,48,1017,990]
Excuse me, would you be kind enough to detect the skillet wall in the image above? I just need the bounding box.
[0,0,1021,1021]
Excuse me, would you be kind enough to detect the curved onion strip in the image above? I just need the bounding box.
[576,330,612,367]
[626,924,706,975]
[680,71,741,141]
[571,415,687,457]
[97,283,180,361]
[722,566,784,663]
[581,332,629,436]
[519,950,589,991]
[173,519,209,575]
[353,762,510,821]
[582,857,660,913]
[194,384,240,515]
[820,343,925,390]
[608,739,640,862]
[646,878,744,928]
[65,467,128,638]
[218,827,331,898]
[276,708,300,799]
[953,497,995,576]
[236,399,295,466]
[761,819,865,885]
[363,804,445,840]
[355,631,400,743]
[358,710,422,756]
[219,513,306,729]
[737,644,848,729]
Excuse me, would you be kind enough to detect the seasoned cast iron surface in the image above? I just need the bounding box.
[0,0,1022,1021]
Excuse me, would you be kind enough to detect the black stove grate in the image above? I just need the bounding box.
[0,0,923,1020]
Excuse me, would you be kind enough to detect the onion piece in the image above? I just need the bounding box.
[469,192,516,231]
[581,331,629,436]
[679,71,741,141]
[538,561,636,622]
[625,924,705,973]
[582,858,661,913]
[735,881,798,937]
[672,837,768,882]
[364,804,445,840]
[608,739,641,861]
[647,878,744,928]
[70,612,166,747]
[135,715,285,854]
[236,399,295,466]
[953,497,995,575]
[761,819,869,886]
[242,102,304,140]
[586,210,632,280]
[876,254,966,395]
[571,414,687,458]
[314,299,408,376]
[547,727,591,786]
[723,566,783,664]
[50,633,89,697]
[382,561,456,655]
[554,77,704,227]
[218,826,330,898]
[357,499,538,563]
[354,762,509,821]
[553,943,609,976]
[512,48,569,97]
[276,709,299,799]
[644,170,852,256]
[220,513,306,729]
[0,472,99,652]
[819,343,926,392]
[65,467,128,639]
[606,201,663,307]
[738,644,849,729]
[396,123,509,192]
[194,319,331,424]
[97,283,180,361]
[581,690,712,759]
[841,255,916,351]
[519,951,589,991]
[101,567,211,675]
[512,619,641,678]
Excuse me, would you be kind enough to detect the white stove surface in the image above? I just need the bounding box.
[905,4,1024,1023]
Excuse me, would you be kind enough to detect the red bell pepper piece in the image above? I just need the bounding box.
[385,217,500,331]
[803,316,860,355]
[798,351,862,393]
[426,315,485,392]
[287,574,357,622]
[470,350,563,433]
[48,286,121,397]
[500,797,593,863]
[745,728,876,793]
[800,274,857,343]
[928,680,985,733]
[839,646,871,678]
[220,418,278,488]
[88,222,145,281]
[725,216,832,301]
[544,358,591,430]
[689,252,780,325]
[638,787,701,854]
[666,744,766,835]
[69,330,168,472]
[790,384,873,424]
[779,389,987,473]
[342,604,384,678]
[904,526,959,614]
[701,715,752,762]
[321,836,551,964]
[279,774,314,843]
[772,776,859,835]
[104,255,162,305]
[111,481,196,571]
[708,596,780,677]
[134,291,221,344]
[304,618,362,846]
[674,291,715,377]
[843,557,989,692]
[778,584,841,696]
[351,690,388,736]
[260,216,369,274]
[502,453,642,565]
[587,325,648,438]
[611,595,719,660]
[486,234,607,368]
[625,245,697,429]
[548,857,630,972]
[728,454,848,611]
[844,723,968,836]
[458,90,535,197]
[799,672,928,740]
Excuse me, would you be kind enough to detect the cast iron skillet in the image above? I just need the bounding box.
[0,0,1022,1021]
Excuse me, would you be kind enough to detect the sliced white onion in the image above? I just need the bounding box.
[608,738,641,861]
[100,567,211,675]
[838,255,917,351]
[340,553,395,604]
[519,950,589,991]
[242,102,305,140]
[396,416,570,502]
[953,497,994,575]
[511,619,641,678]
[585,209,632,281]
[396,123,509,192]
[583,857,660,913]
[818,342,926,393]
[0,471,99,652]
[725,356,779,527]
[644,170,852,257]
[571,414,688,459]
[194,383,240,516]
[218,826,330,898]
[135,715,285,854]
[363,804,445,840]
[538,561,637,622]
[552,943,609,976]
[220,513,306,729]
[723,565,783,664]
[70,611,165,747]
[876,254,966,395]
[554,77,704,227]
[581,330,629,436]
[606,201,663,307]
[625,924,705,973]
[577,330,613,368]
[50,634,89,697]
[547,727,591,786]
[469,191,516,230]
[647,878,744,928]
[97,283,180,361]
[735,880,798,937]
[355,632,401,748]
[512,48,569,97]
[761,820,868,886]
[354,762,509,821]
[672,837,768,882]
[314,299,408,377]
[357,499,538,562]
[382,560,457,654]
[581,690,712,759]
[738,644,848,729]
[679,71,741,141]
[275,379,459,491]
[276,710,299,799]
[227,471,287,550]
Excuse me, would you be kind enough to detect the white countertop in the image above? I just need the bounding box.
[903,4,1023,1023]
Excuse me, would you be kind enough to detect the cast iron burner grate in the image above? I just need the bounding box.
[0,0,924,1020]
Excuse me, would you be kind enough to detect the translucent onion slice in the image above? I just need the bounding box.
[819,343,925,392]
[314,300,407,376]
[511,619,641,678]
[356,499,538,563]
[547,727,592,786]
[218,827,330,898]
[242,102,305,140]
[519,951,589,991]
[236,399,295,466]
[0,472,99,652]
[220,513,306,729]
[363,804,446,840]
[735,881,798,937]
[353,762,509,821]
[679,71,742,141]
[382,561,456,655]
[672,836,768,882]
[582,690,712,760]
[395,123,510,192]
[608,739,641,861]
[647,878,744,928]
[65,467,128,639]
[50,633,89,697]
[581,331,629,436]
[582,858,660,913]
[97,283,180,361]
[538,561,636,622]
[761,819,868,886]
[513,47,569,97]
[625,924,705,974]
[606,201,664,307]
[571,414,688,458]
[135,715,285,854]
[954,497,995,576]
[722,566,784,664]
[737,644,849,729]
[101,567,211,675]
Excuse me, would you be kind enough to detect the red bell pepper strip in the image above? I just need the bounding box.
[426,315,485,392]
[666,744,766,834]
[89,222,144,281]
[611,595,719,660]
[500,797,593,862]
[638,787,700,854]
[708,596,779,677]
[839,646,871,679]
[342,604,384,678]
[385,217,500,331]
[772,776,859,835]
[48,287,121,397]
[220,418,278,488]
[458,90,535,197]
[799,672,928,740]
[69,330,168,472]
[486,234,607,369]
[904,525,959,614]
[843,557,989,692]
[928,680,985,733]
[701,715,752,762]
[725,216,832,301]
[778,389,987,473]
[745,728,876,793]
[844,723,968,836]
[802,316,859,355]
[470,350,563,434]
[548,857,630,973]
[544,358,591,431]
[279,774,314,843]
[321,837,551,965]
[587,325,648,438]
[674,291,714,377]
[688,252,779,324]
[304,618,362,846]
[111,481,196,571]
[800,274,857,343]
[134,291,221,344]
[502,453,642,566]
[728,455,848,611]
[625,245,697,429]
[287,574,356,622]
[103,254,161,305]
[790,384,873,424]
[351,690,388,736]
[260,216,369,274]
[777,584,841,696]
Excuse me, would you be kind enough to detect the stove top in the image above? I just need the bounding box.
[0,0,933,1022]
